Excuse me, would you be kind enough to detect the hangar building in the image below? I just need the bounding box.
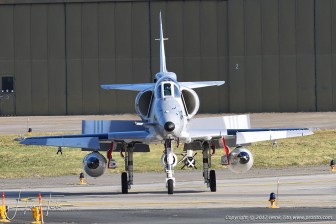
[0,0,335,115]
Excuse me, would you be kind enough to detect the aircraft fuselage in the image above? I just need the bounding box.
[150,74,187,140]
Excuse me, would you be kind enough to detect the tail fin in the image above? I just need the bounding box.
[159,12,168,73]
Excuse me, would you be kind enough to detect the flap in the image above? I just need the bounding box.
[21,137,100,150]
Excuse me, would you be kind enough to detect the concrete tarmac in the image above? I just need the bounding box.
[1,113,336,223]
[9,207,336,224]
[1,169,336,223]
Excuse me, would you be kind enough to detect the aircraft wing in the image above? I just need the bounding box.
[185,116,313,145]
[227,128,313,145]
[20,131,150,150]
[20,134,105,150]
[179,81,225,89]
[21,120,151,149]
[186,128,312,144]
[100,83,155,91]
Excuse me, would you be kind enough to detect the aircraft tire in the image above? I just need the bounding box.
[121,172,128,194]
[167,179,174,195]
[209,170,216,192]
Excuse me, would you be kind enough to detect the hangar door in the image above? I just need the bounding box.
[0,76,15,116]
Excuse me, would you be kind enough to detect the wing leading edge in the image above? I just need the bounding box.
[185,116,313,144]
[20,131,150,150]
[228,128,313,145]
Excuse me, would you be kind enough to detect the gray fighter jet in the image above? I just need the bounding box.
[21,13,313,194]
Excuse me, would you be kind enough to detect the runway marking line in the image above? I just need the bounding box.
[217,178,336,188]
[68,200,336,208]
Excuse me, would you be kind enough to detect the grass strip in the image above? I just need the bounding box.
[0,130,335,178]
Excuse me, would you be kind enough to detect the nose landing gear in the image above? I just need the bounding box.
[164,139,176,194]
[164,140,216,194]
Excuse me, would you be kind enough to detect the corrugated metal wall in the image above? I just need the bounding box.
[229,0,316,113]
[0,0,335,115]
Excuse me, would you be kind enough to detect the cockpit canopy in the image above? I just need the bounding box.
[155,78,180,99]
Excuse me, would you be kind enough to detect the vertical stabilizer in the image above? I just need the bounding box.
[159,12,168,73]
[155,12,176,80]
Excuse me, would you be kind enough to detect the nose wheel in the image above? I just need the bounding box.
[167,179,174,194]
[164,139,176,194]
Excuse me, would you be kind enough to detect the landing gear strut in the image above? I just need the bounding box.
[202,141,216,192]
[121,143,134,194]
[164,139,175,194]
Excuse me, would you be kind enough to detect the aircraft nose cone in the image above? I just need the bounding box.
[238,152,250,164]
[164,121,175,132]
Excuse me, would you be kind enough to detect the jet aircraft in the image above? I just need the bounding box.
[21,13,313,194]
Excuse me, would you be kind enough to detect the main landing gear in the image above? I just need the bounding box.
[121,143,134,194]
[202,141,216,192]
[121,140,217,194]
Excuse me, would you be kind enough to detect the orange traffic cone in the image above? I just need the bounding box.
[0,192,10,222]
